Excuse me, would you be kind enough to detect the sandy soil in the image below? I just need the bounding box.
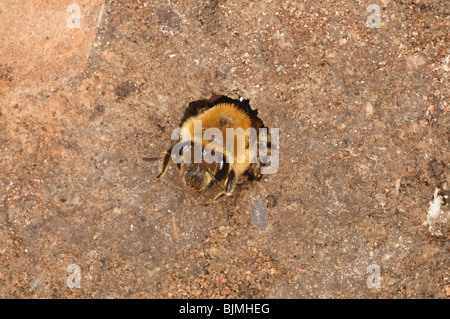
[0,0,449,298]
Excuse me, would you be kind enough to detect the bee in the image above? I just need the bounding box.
[146,96,271,202]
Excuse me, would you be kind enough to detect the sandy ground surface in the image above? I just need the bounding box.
[0,0,449,298]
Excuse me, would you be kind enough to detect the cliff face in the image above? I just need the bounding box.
[0,0,448,299]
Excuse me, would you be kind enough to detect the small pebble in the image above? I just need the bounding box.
[406,54,426,70]
[365,102,374,118]
[29,275,43,289]
[250,198,268,230]
[375,193,387,208]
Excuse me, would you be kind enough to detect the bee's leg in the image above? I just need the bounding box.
[246,141,273,179]
[224,170,236,196]
[207,191,225,204]
[206,171,236,204]
[156,147,173,179]
[247,161,262,180]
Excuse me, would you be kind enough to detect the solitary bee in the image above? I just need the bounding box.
[146,96,271,202]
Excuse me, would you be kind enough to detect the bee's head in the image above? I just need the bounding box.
[175,141,210,192]
[182,162,209,191]
[175,141,229,192]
